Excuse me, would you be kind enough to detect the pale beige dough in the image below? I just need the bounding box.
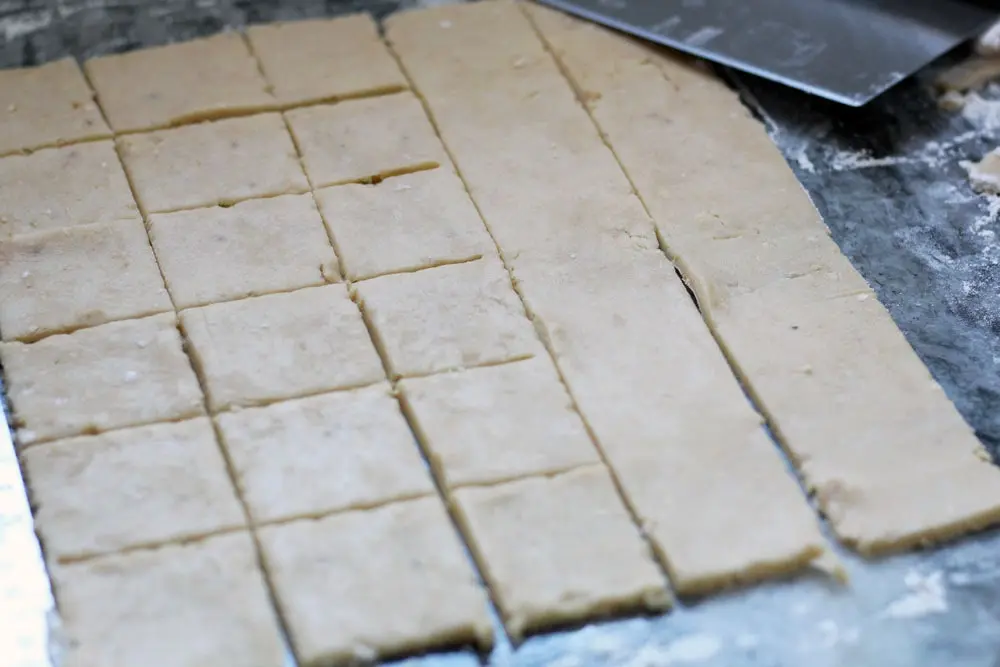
[399,357,598,488]
[23,418,244,562]
[0,219,171,342]
[117,113,308,214]
[453,466,669,640]
[0,58,109,156]
[247,13,407,106]
[258,497,493,665]
[149,193,338,309]
[180,284,384,411]
[52,532,285,667]
[354,258,542,378]
[388,0,829,594]
[962,148,1000,195]
[216,383,434,524]
[526,2,1000,554]
[85,32,274,133]
[314,168,494,280]
[0,141,139,239]
[0,313,204,445]
[285,92,448,187]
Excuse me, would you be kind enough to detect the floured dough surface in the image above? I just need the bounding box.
[23,418,244,561]
[258,497,493,665]
[217,384,434,523]
[52,532,286,667]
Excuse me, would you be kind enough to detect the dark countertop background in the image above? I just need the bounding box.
[3,1,1000,665]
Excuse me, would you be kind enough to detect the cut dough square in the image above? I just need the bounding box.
[453,466,669,640]
[0,57,109,156]
[246,14,407,106]
[52,532,285,667]
[314,168,494,280]
[149,193,338,309]
[0,313,204,445]
[0,141,139,239]
[180,284,384,411]
[258,497,493,665]
[355,258,542,377]
[285,92,448,187]
[0,219,172,342]
[117,113,308,214]
[23,418,244,562]
[217,383,434,524]
[85,32,274,132]
[400,357,598,488]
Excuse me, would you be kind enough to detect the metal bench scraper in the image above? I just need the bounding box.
[533,0,1000,106]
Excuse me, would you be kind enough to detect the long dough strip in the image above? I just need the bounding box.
[385,0,828,595]
[524,3,1000,554]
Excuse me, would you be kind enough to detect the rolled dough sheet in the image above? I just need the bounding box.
[399,356,599,488]
[526,4,1000,554]
[0,218,172,342]
[0,313,204,445]
[453,465,669,640]
[180,284,385,411]
[149,193,339,309]
[22,418,245,562]
[216,383,434,524]
[0,141,139,239]
[314,168,494,281]
[246,13,407,106]
[258,497,493,665]
[386,0,828,594]
[0,57,109,157]
[51,531,286,667]
[85,32,274,133]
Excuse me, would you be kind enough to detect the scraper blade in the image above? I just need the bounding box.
[534,0,1000,106]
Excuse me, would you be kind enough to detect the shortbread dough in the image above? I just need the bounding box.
[52,532,285,667]
[216,384,434,523]
[0,219,172,341]
[453,466,669,640]
[0,314,204,444]
[258,497,493,665]
[0,141,139,239]
[399,357,598,488]
[355,258,543,377]
[149,193,338,308]
[23,418,244,562]
[314,168,493,280]
[85,32,274,133]
[0,57,109,156]
[180,284,385,410]
[247,13,407,106]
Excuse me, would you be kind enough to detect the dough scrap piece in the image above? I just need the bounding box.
[453,466,669,640]
[23,418,244,562]
[51,532,285,667]
[216,383,434,524]
[314,168,493,281]
[258,497,493,665]
[388,0,829,593]
[962,148,1000,195]
[0,219,172,342]
[355,258,542,378]
[0,141,139,239]
[0,57,109,156]
[85,32,274,132]
[149,193,338,309]
[285,92,448,187]
[180,284,384,411]
[0,313,204,445]
[117,113,308,214]
[246,13,407,106]
[526,3,1000,554]
[399,357,598,488]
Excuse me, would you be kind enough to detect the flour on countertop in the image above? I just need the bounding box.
[880,570,948,620]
